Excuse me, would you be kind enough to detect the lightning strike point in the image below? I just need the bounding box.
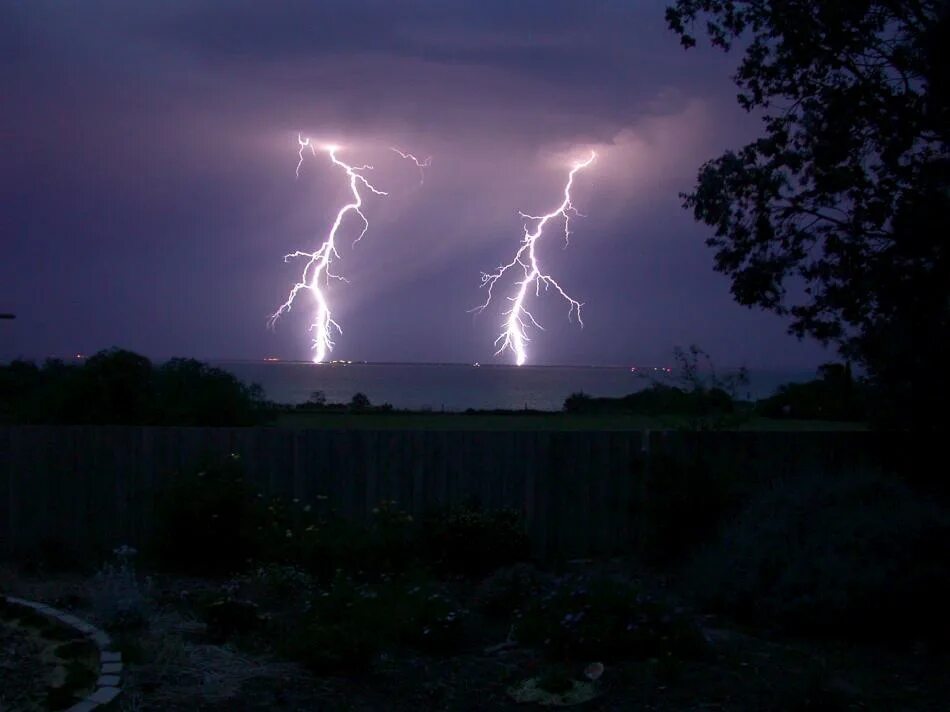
[473,151,596,366]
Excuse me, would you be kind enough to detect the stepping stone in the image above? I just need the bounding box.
[65,701,98,712]
[89,686,121,704]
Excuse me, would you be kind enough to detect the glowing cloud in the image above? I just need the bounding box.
[270,135,387,363]
[474,151,596,366]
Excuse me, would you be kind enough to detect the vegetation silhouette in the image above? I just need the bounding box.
[667,1,949,428]
[0,348,266,426]
[757,362,867,421]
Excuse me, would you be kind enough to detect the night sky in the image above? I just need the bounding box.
[2,0,830,369]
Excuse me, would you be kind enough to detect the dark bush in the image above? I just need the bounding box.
[349,392,371,410]
[153,358,266,425]
[278,573,467,674]
[202,598,262,643]
[514,575,706,662]
[634,449,742,565]
[422,504,529,576]
[152,454,264,575]
[473,564,547,618]
[0,349,266,425]
[757,363,867,421]
[687,471,950,642]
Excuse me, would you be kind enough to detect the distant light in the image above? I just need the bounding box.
[473,362,480,367]
[75,353,84,359]
[264,357,280,362]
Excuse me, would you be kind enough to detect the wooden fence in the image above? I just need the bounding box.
[0,427,890,562]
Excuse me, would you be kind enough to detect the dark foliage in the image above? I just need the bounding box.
[202,598,262,644]
[473,563,547,618]
[564,384,735,417]
[633,447,743,565]
[0,348,266,425]
[688,471,950,642]
[276,572,467,674]
[153,358,265,425]
[514,575,706,662]
[292,389,393,413]
[151,456,530,580]
[422,503,530,577]
[349,392,371,411]
[152,454,265,575]
[565,346,749,430]
[758,362,868,420]
[667,1,950,428]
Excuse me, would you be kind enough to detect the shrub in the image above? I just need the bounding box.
[349,392,371,410]
[423,504,529,576]
[88,545,151,632]
[153,357,266,425]
[152,454,264,575]
[0,349,265,425]
[277,572,467,673]
[393,581,468,655]
[294,500,417,579]
[757,362,867,421]
[473,564,547,618]
[634,449,742,565]
[514,575,705,662]
[687,471,950,642]
[202,598,262,644]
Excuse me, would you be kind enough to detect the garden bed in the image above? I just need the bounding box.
[0,596,103,710]
[2,562,948,711]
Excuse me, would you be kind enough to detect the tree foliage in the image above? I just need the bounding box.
[666,1,949,426]
[0,348,266,425]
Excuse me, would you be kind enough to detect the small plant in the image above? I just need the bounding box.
[397,582,468,655]
[473,564,547,618]
[247,563,313,599]
[88,545,151,632]
[202,597,261,644]
[276,571,469,673]
[423,503,529,576]
[514,575,705,662]
[278,572,387,674]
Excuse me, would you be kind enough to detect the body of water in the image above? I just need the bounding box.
[216,361,817,412]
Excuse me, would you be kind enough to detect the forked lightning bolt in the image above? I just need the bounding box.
[390,147,432,184]
[474,152,596,366]
[269,135,387,363]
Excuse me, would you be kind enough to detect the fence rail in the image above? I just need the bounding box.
[0,427,887,562]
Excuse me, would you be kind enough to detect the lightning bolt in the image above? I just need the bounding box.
[474,151,596,366]
[390,147,432,184]
[269,135,387,363]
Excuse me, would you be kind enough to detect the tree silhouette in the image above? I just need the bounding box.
[667,1,949,427]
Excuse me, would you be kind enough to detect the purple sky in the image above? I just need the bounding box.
[1,0,830,369]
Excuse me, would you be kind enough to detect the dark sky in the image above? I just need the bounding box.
[1,0,830,369]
